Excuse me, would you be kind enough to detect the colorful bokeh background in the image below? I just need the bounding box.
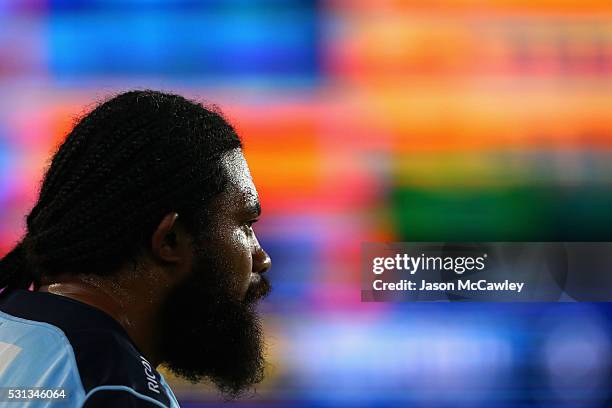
[1,0,612,407]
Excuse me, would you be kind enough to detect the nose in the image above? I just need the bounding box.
[253,246,271,275]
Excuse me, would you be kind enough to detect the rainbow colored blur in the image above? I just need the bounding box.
[1,1,611,407]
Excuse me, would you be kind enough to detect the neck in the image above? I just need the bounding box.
[38,274,163,366]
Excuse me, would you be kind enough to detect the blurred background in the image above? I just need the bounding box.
[1,0,612,406]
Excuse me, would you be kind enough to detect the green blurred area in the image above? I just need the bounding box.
[391,185,612,241]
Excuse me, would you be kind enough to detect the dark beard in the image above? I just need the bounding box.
[157,251,271,398]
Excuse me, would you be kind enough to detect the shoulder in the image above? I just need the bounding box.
[69,329,172,407]
[0,290,178,407]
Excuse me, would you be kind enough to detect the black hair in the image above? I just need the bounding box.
[0,90,242,291]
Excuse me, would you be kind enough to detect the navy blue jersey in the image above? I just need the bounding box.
[0,289,180,407]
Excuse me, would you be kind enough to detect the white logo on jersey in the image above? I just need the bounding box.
[140,356,161,394]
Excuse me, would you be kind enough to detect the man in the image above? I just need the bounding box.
[0,90,272,407]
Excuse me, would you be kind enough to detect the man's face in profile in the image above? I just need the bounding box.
[157,149,272,397]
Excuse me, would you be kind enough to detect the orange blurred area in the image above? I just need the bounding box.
[329,0,612,15]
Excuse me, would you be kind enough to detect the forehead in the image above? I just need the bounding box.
[219,148,258,206]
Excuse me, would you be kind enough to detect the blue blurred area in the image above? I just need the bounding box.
[262,236,318,306]
[181,303,612,407]
[48,1,320,80]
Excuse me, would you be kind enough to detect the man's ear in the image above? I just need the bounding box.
[151,212,186,263]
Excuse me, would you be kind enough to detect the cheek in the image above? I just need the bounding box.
[204,220,254,299]
[227,229,254,294]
